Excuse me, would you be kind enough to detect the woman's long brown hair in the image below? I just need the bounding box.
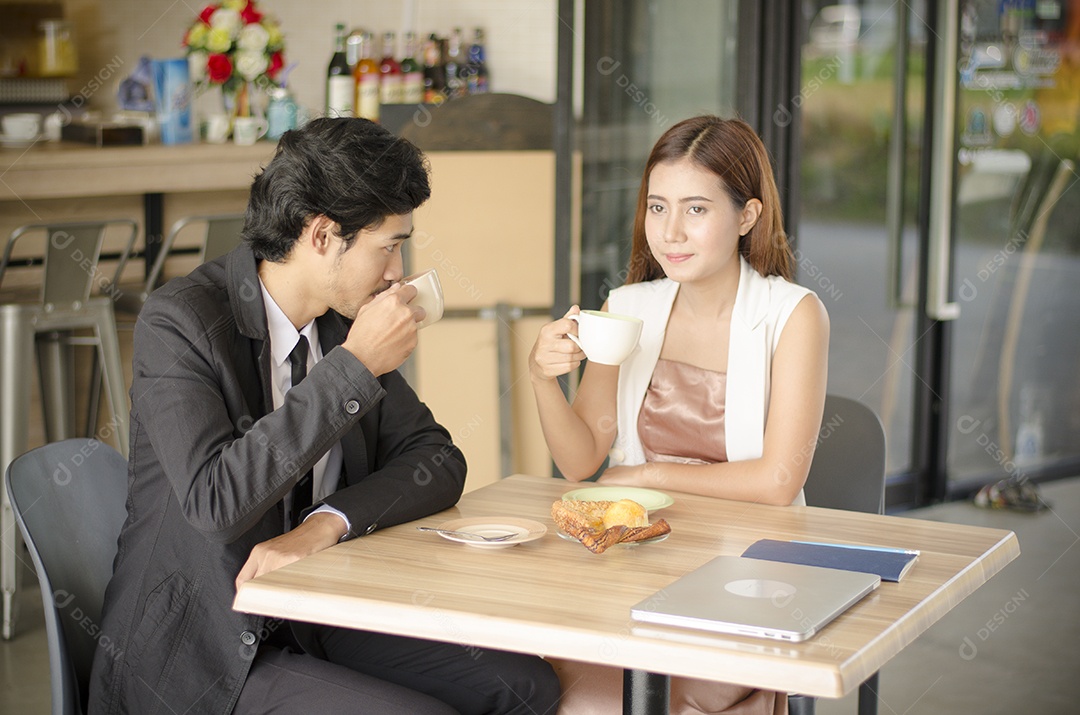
[625,116,794,284]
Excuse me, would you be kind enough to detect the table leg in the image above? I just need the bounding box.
[858,671,879,715]
[623,669,669,715]
[143,192,164,283]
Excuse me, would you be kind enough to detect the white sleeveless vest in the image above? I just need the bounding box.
[606,257,812,506]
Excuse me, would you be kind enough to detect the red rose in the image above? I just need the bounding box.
[198,4,216,24]
[267,51,284,79]
[239,2,263,24]
[207,53,232,83]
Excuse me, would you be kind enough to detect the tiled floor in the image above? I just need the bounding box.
[2,478,1077,714]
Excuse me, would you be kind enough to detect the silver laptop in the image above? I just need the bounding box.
[630,555,880,642]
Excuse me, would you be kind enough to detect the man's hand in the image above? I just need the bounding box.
[343,283,421,376]
[235,512,348,591]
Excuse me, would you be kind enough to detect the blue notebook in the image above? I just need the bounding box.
[742,539,919,582]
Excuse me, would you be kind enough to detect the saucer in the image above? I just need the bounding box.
[431,516,547,549]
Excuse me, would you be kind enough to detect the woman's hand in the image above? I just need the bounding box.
[529,306,586,382]
[599,463,660,487]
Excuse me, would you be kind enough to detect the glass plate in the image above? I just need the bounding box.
[561,486,674,512]
[555,529,669,547]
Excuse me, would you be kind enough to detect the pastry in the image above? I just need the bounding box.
[552,498,670,553]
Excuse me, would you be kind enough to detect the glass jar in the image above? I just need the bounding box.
[38,20,78,77]
[266,86,298,140]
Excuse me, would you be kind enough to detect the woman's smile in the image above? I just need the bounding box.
[665,252,694,263]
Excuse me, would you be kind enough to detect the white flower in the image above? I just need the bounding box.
[234,50,269,80]
[238,23,270,53]
[209,8,242,37]
[188,50,208,82]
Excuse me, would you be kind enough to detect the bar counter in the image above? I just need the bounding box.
[0,140,278,200]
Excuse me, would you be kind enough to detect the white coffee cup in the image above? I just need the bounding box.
[43,112,64,141]
[232,116,267,146]
[403,268,444,329]
[205,113,230,144]
[567,310,643,365]
[2,113,42,140]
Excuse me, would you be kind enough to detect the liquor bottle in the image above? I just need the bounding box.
[352,31,380,121]
[466,27,489,94]
[379,31,403,104]
[444,27,466,97]
[326,23,353,117]
[400,31,424,104]
[422,34,446,103]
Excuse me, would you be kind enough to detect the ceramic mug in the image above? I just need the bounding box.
[232,116,267,146]
[567,310,643,365]
[2,113,42,140]
[403,268,444,329]
[205,113,230,144]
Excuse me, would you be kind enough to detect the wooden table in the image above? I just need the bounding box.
[233,475,1020,714]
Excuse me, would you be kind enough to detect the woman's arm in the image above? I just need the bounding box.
[600,293,830,504]
[530,306,621,480]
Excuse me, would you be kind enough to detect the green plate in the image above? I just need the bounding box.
[561,486,674,512]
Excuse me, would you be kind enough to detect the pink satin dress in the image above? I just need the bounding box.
[639,358,729,465]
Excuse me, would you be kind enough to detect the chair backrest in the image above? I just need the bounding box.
[1,221,138,307]
[803,395,886,515]
[202,215,246,263]
[145,213,245,293]
[5,439,128,715]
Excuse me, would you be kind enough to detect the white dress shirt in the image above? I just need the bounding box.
[259,280,350,531]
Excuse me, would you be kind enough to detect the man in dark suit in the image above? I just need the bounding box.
[89,118,560,714]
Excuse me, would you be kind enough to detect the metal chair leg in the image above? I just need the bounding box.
[36,330,76,442]
[91,302,130,456]
[1,307,34,639]
[85,349,103,440]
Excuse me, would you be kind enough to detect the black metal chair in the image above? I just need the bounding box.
[113,212,244,315]
[788,394,887,715]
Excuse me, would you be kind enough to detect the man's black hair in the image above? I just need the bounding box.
[241,117,431,262]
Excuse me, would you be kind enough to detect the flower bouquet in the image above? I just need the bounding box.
[183,0,285,117]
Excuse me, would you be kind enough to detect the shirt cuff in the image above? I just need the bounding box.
[305,504,352,542]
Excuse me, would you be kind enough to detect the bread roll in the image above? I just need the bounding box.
[602,499,648,529]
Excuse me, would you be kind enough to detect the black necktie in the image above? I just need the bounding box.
[288,336,313,529]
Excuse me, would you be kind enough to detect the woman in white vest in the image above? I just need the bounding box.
[530,116,830,715]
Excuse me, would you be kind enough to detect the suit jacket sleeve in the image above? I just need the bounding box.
[317,368,467,539]
[132,290,384,543]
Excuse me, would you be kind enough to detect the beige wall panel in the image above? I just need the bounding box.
[509,316,551,479]
[413,314,553,494]
[412,151,554,309]
[414,319,501,492]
